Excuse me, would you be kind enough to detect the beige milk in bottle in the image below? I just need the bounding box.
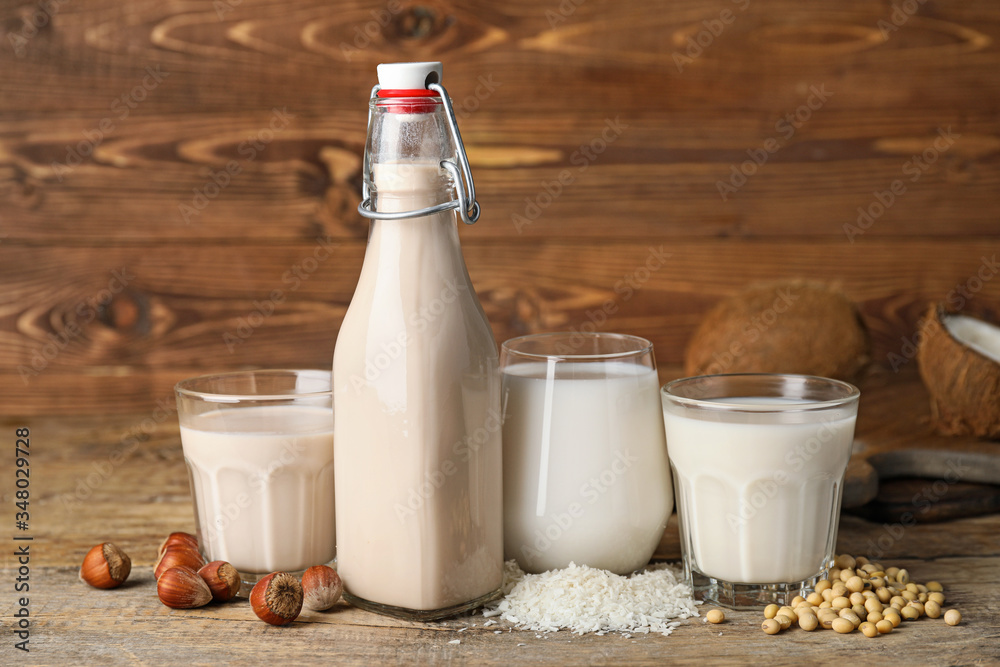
[332,62,503,620]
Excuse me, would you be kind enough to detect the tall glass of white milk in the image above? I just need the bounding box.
[501,332,674,575]
[661,373,860,608]
[175,369,335,589]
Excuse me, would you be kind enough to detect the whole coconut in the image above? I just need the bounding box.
[917,304,1000,439]
[684,280,869,381]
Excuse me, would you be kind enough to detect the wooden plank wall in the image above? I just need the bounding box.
[1,0,998,415]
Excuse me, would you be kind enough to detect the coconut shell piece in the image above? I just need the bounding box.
[684,280,870,381]
[917,304,1000,440]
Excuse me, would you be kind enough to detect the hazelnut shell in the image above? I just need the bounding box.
[157,565,212,609]
[154,545,205,580]
[198,561,241,602]
[79,542,132,589]
[158,531,198,556]
[302,565,343,611]
[250,572,303,626]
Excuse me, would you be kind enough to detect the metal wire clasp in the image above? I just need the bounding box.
[357,83,481,225]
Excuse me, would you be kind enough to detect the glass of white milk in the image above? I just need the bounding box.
[175,370,335,589]
[500,333,674,575]
[661,373,860,608]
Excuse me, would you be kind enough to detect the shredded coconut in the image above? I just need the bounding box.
[482,560,699,637]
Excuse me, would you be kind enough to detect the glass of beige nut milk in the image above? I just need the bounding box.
[661,373,860,608]
[175,370,336,589]
[500,333,674,575]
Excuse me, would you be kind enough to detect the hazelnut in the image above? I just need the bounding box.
[154,545,205,580]
[198,561,241,602]
[79,542,132,589]
[301,565,343,611]
[157,566,212,609]
[250,572,303,626]
[158,531,198,555]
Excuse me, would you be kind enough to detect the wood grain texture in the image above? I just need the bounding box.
[1,0,1000,414]
[0,374,997,664]
[2,240,1000,414]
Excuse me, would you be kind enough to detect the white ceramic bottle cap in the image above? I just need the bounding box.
[376,62,443,90]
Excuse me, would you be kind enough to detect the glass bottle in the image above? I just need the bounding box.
[332,62,503,620]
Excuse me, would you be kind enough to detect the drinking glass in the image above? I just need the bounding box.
[175,369,335,588]
[500,333,673,575]
[661,373,860,609]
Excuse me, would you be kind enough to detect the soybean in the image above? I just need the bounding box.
[924,600,942,619]
[875,619,893,634]
[706,609,725,624]
[799,614,818,631]
[832,618,855,634]
[944,609,961,626]
[775,614,794,631]
[835,554,857,569]
[762,619,781,634]
[860,621,878,638]
[839,609,862,628]
[901,605,920,621]
[764,604,780,619]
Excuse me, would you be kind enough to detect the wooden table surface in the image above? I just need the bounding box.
[1,368,998,665]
